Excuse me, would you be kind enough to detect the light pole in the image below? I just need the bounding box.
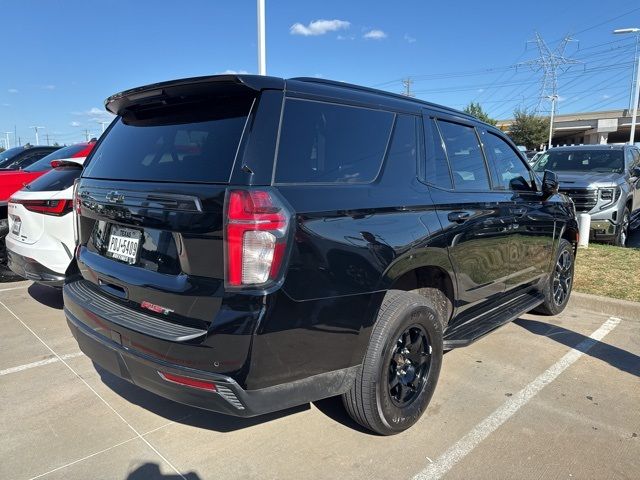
[547,94,558,149]
[257,0,266,75]
[29,126,45,145]
[614,28,640,144]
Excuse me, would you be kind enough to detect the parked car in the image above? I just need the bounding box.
[0,142,95,202]
[4,147,95,285]
[532,144,640,246]
[64,75,577,435]
[0,145,60,170]
[0,202,21,281]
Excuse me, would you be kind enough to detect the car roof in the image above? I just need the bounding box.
[105,74,487,126]
[548,144,627,151]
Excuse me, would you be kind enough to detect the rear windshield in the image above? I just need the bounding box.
[22,166,82,192]
[533,149,624,174]
[24,144,90,172]
[83,96,253,183]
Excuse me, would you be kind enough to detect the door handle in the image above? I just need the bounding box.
[448,211,471,223]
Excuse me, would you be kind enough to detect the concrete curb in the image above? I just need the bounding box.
[568,291,640,320]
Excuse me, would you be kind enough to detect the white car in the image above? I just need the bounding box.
[6,155,88,286]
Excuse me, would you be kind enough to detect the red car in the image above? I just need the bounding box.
[0,142,95,201]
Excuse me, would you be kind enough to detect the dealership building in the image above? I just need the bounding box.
[497,109,640,146]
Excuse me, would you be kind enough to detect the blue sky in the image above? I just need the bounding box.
[1,0,640,146]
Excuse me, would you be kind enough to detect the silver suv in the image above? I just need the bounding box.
[533,144,640,247]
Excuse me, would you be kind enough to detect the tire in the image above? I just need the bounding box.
[532,239,574,316]
[614,207,630,247]
[342,290,443,435]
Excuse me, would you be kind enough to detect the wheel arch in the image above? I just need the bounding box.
[350,248,456,365]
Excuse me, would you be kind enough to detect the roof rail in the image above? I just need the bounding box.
[290,77,477,121]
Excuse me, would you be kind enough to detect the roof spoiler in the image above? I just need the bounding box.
[105,74,284,115]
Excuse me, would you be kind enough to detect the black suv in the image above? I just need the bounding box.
[64,75,577,435]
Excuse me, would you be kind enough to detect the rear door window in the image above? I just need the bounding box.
[275,99,394,184]
[436,120,490,191]
[83,96,254,183]
[423,118,452,189]
[25,144,89,172]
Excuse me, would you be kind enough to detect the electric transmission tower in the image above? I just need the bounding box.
[523,33,580,147]
[524,33,581,114]
[401,78,415,97]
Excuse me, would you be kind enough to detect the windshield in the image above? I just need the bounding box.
[0,147,25,165]
[533,149,624,174]
[24,144,90,172]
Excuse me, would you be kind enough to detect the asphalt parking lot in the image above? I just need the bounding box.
[0,281,638,480]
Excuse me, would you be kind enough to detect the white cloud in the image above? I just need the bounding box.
[2,103,9,107]
[8,88,18,94]
[363,29,387,40]
[337,34,356,40]
[42,85,55,90]
[602,94,611,99]
[404,34,416,43]
[218,69,249,75]
[70,121,81,127]
[477,88,485,93]
[290,19,350,36]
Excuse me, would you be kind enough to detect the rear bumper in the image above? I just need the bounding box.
[6,249,65,286]
[63,284,359,417]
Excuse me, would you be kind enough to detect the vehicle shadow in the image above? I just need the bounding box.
[312,396,378,435]
[514,318,639,378]
[126,462,201,479]
[95,363,310,433]
[27,283,63,309]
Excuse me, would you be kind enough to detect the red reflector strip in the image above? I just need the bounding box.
[158,371,217,392]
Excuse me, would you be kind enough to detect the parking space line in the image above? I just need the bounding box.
[0,285,29,293]
[413,316,621,480]
[0,299,187,480]
[0,352,84,376]
[27,416,190,480]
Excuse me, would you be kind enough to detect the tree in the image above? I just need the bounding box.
[463,102,497,126]
[508,108,549,150]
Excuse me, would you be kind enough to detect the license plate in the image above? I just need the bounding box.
[11,217,21,236]
[106,226,141,264]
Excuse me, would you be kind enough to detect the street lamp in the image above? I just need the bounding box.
[614,28,640,144]
[546,94,558,149]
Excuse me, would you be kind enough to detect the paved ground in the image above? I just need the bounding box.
[0,281,638,480]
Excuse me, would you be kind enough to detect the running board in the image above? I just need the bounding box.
[443,292,544,349]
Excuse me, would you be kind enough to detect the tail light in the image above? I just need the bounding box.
[225,189,291,287]
[72,179,81,246]
[9,197,73,216]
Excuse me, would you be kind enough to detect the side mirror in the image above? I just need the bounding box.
[631,166,640,177]
[542,170,559,197]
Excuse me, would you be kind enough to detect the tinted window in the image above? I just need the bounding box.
[483,132,532,191]
[83,96,253,183]
[23,166,82,192]
[437,120,490,190]
[423,118,452,189]
[25,144,90,172]
[275,99,394,184]
[7,151,51,170]
[533,149,624,173]
[0,147,25,163]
